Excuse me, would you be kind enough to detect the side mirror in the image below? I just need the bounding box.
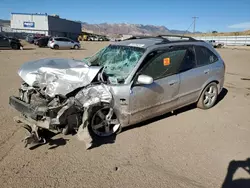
[137,75,153,85]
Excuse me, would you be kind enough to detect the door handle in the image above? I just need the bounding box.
[168,80,177,86]
[204,69,210,74]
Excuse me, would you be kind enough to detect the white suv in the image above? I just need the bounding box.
[48,37,80,49]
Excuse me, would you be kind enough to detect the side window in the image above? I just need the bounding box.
[60,38,67,42]
[140,48,187,80]
[179,46,196,72]
[62,38,70,42]
[195,46,218,66]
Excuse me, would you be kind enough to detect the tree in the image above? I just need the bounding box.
[212,31,218,33]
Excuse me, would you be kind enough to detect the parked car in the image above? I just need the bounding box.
[98,36,109,41]
[26,34,44,44]
[206,40,224,48]
[34,36,50,47]
[87,36,97,41]
[9,35,225,148]
[0,34,23,50]
[47,37,80,49]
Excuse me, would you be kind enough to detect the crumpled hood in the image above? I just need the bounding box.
[18,58,102,97]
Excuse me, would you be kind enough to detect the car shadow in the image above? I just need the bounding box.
[216,88,228,105]
[29,129,69,150]
[123,88,228,133]
[23,48,36,50]
[0,48,35,50]
[86,126,117,150]
[221,158,250,188]
[122,103,197,133]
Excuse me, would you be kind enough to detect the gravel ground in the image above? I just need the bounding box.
[0,43,250,188]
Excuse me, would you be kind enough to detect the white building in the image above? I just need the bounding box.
[11,13,81,39]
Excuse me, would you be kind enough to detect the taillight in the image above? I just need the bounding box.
[51,40,54,43]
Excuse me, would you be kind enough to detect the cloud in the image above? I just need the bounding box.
[228,22,250,29]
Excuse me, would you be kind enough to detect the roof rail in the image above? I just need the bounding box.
[124,35,169,42]
[157,35,196,41]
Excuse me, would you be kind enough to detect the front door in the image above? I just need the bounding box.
[129,47,188,125]
[0,35,10,48]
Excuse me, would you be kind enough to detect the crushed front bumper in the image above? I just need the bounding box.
[9,96,47,120]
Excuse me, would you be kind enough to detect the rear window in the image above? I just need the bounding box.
[194,46,218,66]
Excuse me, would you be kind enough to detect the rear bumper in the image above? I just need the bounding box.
[9,96,47,119]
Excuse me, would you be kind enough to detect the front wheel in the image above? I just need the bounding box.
[90,106,121,137]
[197,82,218,109]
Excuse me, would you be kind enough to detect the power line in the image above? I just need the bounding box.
[192,16,199,33]
[182,20,195,36]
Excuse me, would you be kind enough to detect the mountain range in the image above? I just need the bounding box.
[0,19,198,35]
[81,22,197,36]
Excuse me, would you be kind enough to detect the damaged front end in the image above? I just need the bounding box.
[9,58,121,149]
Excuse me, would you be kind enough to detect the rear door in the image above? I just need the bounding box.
[129,47,187,125]
[177,45,219,107]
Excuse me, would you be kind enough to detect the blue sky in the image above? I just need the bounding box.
[0,0,250,32]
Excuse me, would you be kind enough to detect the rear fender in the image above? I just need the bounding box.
[197,76,222,101]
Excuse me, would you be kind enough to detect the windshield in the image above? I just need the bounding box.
[85,45,145,84]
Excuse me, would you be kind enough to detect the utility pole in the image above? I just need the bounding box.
[192,16,198,33]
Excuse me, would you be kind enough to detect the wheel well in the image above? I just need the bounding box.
[198,80,219,101]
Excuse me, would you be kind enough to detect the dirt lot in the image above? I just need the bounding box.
[0,43,250,188]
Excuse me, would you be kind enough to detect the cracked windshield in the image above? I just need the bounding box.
[84,45,145,84]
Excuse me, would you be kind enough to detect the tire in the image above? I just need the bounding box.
[89,105,120,137]
[11,43,19,50]
[197,82,218,109]
[74,45,79,50]
[53,45,59,50]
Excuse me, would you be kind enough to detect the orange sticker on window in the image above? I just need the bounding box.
[163,58,170,66]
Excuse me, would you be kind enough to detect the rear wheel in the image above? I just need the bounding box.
[11,43,19,50]
[197,82,218,109]
[90,106,120,137]
[53,45,59,50]
[74,45,79,49]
